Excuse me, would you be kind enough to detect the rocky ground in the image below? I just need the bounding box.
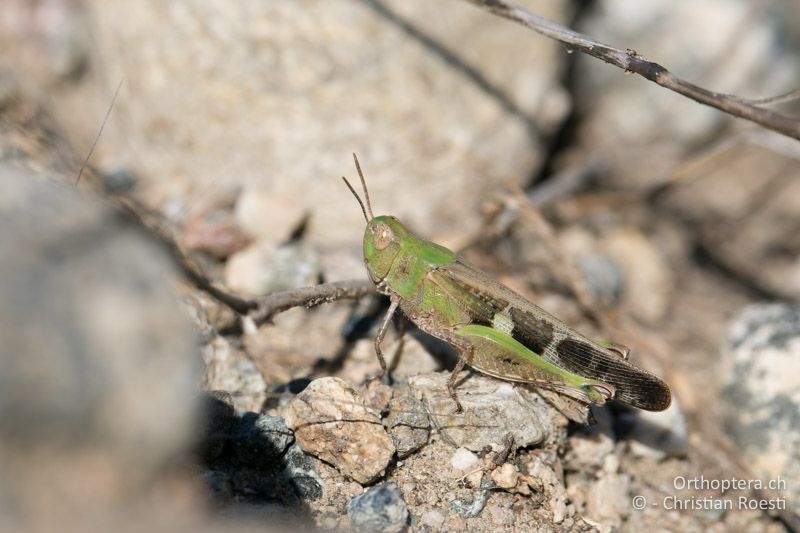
[1,1,799,532]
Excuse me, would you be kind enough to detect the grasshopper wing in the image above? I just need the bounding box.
[432,259,671,411]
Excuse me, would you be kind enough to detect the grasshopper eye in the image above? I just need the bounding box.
[374,224,394,250]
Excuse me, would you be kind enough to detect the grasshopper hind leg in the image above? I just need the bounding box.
[434,331,475,414]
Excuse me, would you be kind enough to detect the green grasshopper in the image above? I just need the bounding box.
[342,155,671,414]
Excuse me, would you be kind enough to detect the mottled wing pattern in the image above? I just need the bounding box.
[433,259,671,411]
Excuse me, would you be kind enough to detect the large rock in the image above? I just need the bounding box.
[0,166,200,528]
[723,303,800,510]
[404,372,553,452]
[39,0,569,252]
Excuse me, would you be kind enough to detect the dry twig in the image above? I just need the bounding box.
[463,0,800,140]
[251,280,376,326]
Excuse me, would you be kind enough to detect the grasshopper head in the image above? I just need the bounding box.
[363,215,409,282]
[342,154,410,283]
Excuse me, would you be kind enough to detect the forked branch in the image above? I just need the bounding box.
[462,0,800,140]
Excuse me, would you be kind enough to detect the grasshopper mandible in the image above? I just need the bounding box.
[343,155,671,414]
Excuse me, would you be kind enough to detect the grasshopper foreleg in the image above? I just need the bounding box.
[374,298,400,383]
[388,315,407,373]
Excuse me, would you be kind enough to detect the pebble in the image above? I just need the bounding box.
[102,169,138,194]
[487,503,514,526]
[491,463,519,490]
[386,387,430,458]
[576,253,625,307]
[527,454,568,524]
[450,482,492,518]
[585,472,631,529]
[180,204,249,259]
[406,372,548,452]
[224,241,320,296]
[420,509,445,530]
[362,380,393,414]
[450,447,480,471]
[282,443,323,501]
[283,377,395,484]
[600,228,672,324]
[722,303,800,509]
[466,469,484,489]
[201,336,267,413]
[347,481,408,533]
[234,186,307,243]
[231,413,294,468]
[568,431,615,471]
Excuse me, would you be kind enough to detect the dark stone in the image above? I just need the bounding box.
[347,481,408,533]
[283,444,322,501]
[196,390,236,462]
[231,413,294,468]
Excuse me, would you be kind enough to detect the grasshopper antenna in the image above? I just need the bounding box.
[342,176,370,223]
[351,153,374,219]
[75,77,125,186]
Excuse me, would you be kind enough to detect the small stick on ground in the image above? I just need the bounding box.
[251,280,376,326]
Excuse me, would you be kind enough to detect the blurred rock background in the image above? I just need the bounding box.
[1,0,798,531]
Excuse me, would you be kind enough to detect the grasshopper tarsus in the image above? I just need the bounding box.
[447,385,464,414]
[446,343,472,413]
[447,388,464,414]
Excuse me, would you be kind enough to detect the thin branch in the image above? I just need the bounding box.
[462,0,800,140]
[251,280,376,326]
[744,88,800,107]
